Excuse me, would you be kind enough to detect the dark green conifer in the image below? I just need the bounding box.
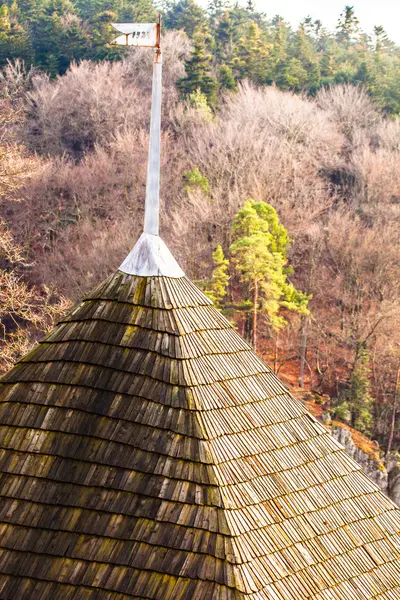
[177,29,218,107]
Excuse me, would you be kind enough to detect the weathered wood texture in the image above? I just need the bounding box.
[0,272,400,599]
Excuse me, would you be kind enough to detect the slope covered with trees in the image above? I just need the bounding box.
[0,6,400,461]
[0,0,400,112]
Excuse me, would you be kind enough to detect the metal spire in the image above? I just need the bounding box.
[111,19,184,278]
[144,44,162,236]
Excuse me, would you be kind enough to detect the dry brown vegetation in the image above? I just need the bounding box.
[1,31,400,449]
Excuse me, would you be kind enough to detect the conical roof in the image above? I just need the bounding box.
[0,236,400,600]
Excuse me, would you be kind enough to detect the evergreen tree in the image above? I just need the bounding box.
[349,346,374,433]
[230,199,309,351]
[0,3,9,27]
[290,26,321,92]
[207,0,229,19]
[27,0,83,75]
[163,0,206,38]
[214,10,234,62]
[373,25,393,54]
[233,22,269,84]
[183,166,210,194]
[212,6,253,63]
[218,64,237,90]
[266,16,290,84]
[205,245,229,308]
[9,0,39,17]
[177,29,218,107]
[1,0,400,114]
[86,9,117,60]
[117,0,157,23]
[276,57,308,91]
[188,88,213,120]
[0,3,31,66]
[319,41,339,84]
[76,0,156,21]
[336,5,360,47]
[75,0,115,19]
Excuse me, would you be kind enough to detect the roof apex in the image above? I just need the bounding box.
[119,232,184,278]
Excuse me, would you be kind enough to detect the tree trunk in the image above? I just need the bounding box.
[298,314,308,388]
[253,278,258,352]
[244,311,252,344]
[299,242,315,387]
[274,332,279,374]
[386,360,400,457]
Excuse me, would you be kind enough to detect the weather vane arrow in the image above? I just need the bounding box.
[110,21,160,48]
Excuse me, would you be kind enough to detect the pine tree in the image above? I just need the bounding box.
[232,22,269,84]
[349,346,374,433]
[336,5,360,47]
[214,10,234,61]
[11,0,39,17]
[163,0,206,38]
[183,166,210,194]
[230,199,309,352]
[75,0,114,19]
[59,15,90,73]
[266,16,290,84]
[0,3,9,28]
[246,0,254,13]
[86,9,117,59]
[27,0,81,75]
[290,26,321,92]
[177,29,218,107]
[205,245,229,308]
[373,25,393,54]
[218,64,237,91]
[319,41,339,84]
[118,0,157,23]
[207,0,229,19]
[276,57,308,91]
[0,3,31,66]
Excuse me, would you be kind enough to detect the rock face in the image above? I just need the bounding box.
[388,465,400,506]
[332,425,400,505]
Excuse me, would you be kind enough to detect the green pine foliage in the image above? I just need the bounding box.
[229,199,309,350]
[336,5,360,47]
[0,4,31,65]
[188,88,214,120]
[183,167,210,194]
[218,64,237,91]
[204,245,229,308]
[163,0,205,38]
[177,29,218,107]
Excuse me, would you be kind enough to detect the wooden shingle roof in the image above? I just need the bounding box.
[0,262,400,599]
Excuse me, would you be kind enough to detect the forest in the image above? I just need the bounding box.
[0,0,400,458]
[1,1,400,110]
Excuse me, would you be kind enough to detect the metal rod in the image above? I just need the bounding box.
[144,48,162,236]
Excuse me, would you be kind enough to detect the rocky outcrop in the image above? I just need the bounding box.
[332,424,400,505]
[386,453,400,506]
[332,425,388,491]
